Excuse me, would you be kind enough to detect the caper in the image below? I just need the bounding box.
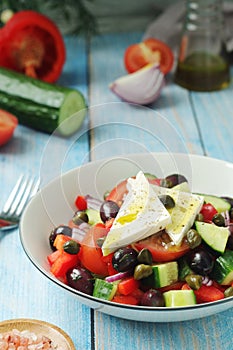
[212,213,225,227]
[160,178,173,188]
[185,274,202,290]
[72,211,89,225]
[195,213,204,222]
[96,236,106,248]
[103,190,110,200]
[134,264,153,280]
[224,286,233,298]
[63,240,80,254]
[159,195,175,209]
[137,248,153,265]
[186,229,202,249]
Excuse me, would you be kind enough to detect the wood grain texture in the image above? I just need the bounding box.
[88,32,233,350]
[0,30,233,350]
[0,35,91,350]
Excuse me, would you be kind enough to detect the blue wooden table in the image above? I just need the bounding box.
[0,32,233,350]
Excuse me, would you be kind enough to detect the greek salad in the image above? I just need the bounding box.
[47,171,233,307]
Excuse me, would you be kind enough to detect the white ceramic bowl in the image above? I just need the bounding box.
[20,152,233,322]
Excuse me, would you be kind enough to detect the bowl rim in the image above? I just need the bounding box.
[19,152,233,317]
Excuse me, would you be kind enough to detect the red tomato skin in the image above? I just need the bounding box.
[133,232,190,262]
[194,285,225,304]
[112,295,139,305]
[0,10,65,82]
[200,203,218,222]
[75,195,87,211]
[105,179,128,206]
[50,251,79,279]
[80,225,109,276]
[118,277,140,296]
[124,38,174,74]
[0,109,18,146]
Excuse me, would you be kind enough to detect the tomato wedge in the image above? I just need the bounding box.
[80,224,109,276]
[124,38,174,74]
[133,231,190,262]
[0,109,18,146]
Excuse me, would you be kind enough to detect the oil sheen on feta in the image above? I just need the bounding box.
[101,171,171,256]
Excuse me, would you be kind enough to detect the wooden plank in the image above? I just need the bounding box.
[190,84,233,162]
[88,32,233,350]
[88,33,204,163]
[0,36,91,350]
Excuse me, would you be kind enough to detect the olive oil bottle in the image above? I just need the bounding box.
[174,0,230,92]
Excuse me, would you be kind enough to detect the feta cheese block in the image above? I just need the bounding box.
[102,171,171,256]
[153,185,204,245]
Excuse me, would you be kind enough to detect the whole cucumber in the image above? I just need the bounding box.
[0,67,86,136]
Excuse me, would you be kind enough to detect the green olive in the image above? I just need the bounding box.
[185,274,202,290]
[72,211,89,225]
[212,213,225,227]
[159,195,175,209]
[134,264,153,280]
[137,248,153,265]
[186,229,202,249]
[63,240,80,254]
[224,286,233,298]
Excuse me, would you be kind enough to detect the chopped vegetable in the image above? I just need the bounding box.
[124,38,174,74]
[75,195,87,211]
[110,63,164,105]
[117,277,140,295]
[47,170,233,308]
[0,10,65,82]
[0,109,18,146]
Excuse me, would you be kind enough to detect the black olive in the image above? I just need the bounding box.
[100,200,120,223]
[187,249,214,276]
[140,289,165,307]
[66,267,94,295]
[112,247,138,272]
[160,174,187,188]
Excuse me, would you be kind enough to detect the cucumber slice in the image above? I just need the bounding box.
[195,221,229,253]
[211,250,233,285]
[93,278,117,300]
[151,262,178,288]
[164,290,196,307]
[0,67,86,136]
[85,209,102,226]
[199,194,231,213]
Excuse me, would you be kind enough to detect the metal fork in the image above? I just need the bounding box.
[0,175,40,231]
